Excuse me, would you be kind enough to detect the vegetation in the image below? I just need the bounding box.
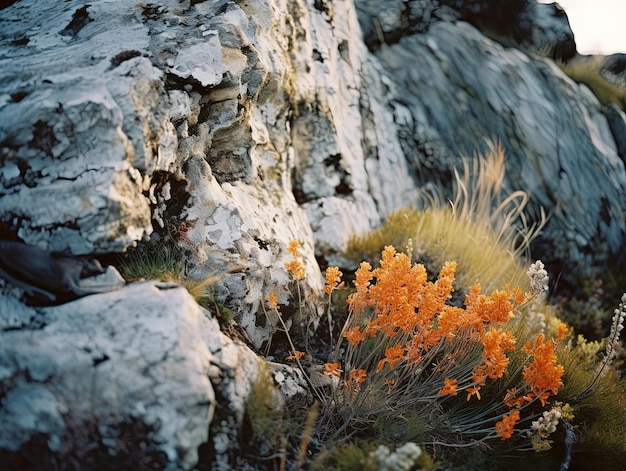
[255,240,625,470]
[344,142,546,294]
[116,241,223,316]
[117,145,625,470]
[236,144,625,470]
[559,56,626,112]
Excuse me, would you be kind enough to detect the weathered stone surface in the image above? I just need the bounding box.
[0,281,263,470]
[523,1,577,60]
[2,0,626,345]
[368,20,626,279]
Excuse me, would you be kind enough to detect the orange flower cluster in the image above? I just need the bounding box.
[495,410,520,440]
[285,240,305,280]
[344,246,523,374]
[466,328,516,399]
[286,350,305,361]
[267,292,280,311]
[349,368,367,383]
[332,246,567,443]
[521,333,565,406]
[377,343,405,371]
[439,378,458,396]
[324,362,342,378]
[324,266,344,295]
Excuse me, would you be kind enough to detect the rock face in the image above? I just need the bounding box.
[1,0,626,467]
[0,281,263,470]
[369,20,626,279]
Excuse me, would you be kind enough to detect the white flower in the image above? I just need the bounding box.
[527,260,549,299]
[605,293,626,363]
[531,408,562,438]
[373,442,422,471]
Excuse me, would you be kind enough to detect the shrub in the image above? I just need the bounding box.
[322,247,567,451]
[264,238,626,469]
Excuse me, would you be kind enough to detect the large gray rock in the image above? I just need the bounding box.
[0,281,263,470]
[0,0,333,349]
[368,20,626,279]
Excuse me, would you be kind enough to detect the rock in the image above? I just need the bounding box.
[600,53,626,89]
[0,0,330,349]
[0,240,125,305]
[434,0,577,61]
[355,0,459,50]
[522,1,577,61]
[605,103,626,163]
[369,20,626,283]
[0,281,264,470]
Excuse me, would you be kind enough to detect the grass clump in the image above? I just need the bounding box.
[117,241,221,313]
[117,243,185,283]
[345,142,546,294]
[243,363,286,461]
[559,57,626,111]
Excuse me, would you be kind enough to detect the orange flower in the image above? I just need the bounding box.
[286,350,305,361]
[285,240,305,280]
[439,378,458,396]
[377,343,404,371]
[522,333,564,405]
[471,364,488,386]
[324,266,344,295]
[466,386,481,401]
[287,239,302,257]
[495,410,520,440]
[343,326,364,346]
[481,328,516,379]
[324,362,342,378]
[267,292,279,310]
[285,260,305,280]
[348,261,373,314]
[349,369,367,383]
[556,321,569,341]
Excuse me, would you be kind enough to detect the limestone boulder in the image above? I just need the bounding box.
[0,281,263,470]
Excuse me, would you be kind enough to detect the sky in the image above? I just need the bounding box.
[539,0,626,55]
